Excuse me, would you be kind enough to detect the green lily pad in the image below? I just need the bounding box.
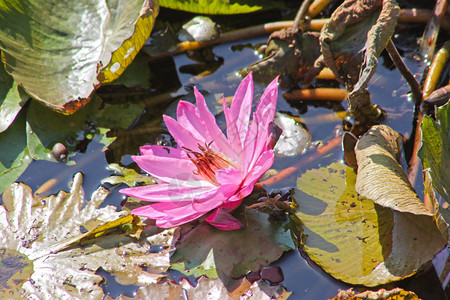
[159,0,277,14]
[292,162,446,286]
[0,0,158,113]
[170,210,294,283]
[419,101,450,223]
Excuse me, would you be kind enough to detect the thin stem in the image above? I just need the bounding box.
[258,136,341,188]
[293,0,314,30]
[386,39,422,105]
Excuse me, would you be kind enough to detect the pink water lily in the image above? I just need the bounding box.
[120,73,279,230]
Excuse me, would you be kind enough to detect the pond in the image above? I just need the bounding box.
[2,1,450,299]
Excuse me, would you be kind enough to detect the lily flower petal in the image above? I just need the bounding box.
[120,72,279,230]
[205,208,244,230]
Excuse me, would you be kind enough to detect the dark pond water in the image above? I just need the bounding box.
[12,5,450,300]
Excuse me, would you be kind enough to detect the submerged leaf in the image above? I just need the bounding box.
[0,0,158,113]
[170,210,294,286]
[355,125,432,216]
[0,173,175,298]
[292,162,445,286]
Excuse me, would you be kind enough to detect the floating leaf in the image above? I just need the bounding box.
[170,210,294,285]
[51,215,144,254]
[102,163,155,187]
[0,0,158,113]
[331,288,419,300]
[158,0,274,14]
[315,0,399,124]
[292,162,446,286]
[108,277,290,300]
[0,109,32,195]
[355,125,432,216]
[0,173,176,298]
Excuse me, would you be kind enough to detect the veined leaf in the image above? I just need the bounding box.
[159,0,269,14]
[292,162,445,286]
[0,0,158,113]
[419,101,450,224]
[0,173,175,298]
[0,63,29,133]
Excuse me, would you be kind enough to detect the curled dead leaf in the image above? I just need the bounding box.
[355,125,432,216]
[315,0,399,124]
[240,28,321,84]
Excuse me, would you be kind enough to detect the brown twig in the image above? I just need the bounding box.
[419,0,448,59]
[407,42,450,187]
[257,136,341,188]
[386,39,422,105]
[292,0,314,30]
[307,0,332,18]
[147,9,448,62]
[283,88,347,101]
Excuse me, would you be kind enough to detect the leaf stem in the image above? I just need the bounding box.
[386,39,422,105]
[292,0,314,30]
[258,136,341,188]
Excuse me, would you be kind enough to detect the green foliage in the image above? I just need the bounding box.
[0,0,157,113]
[419,102,450,222]
[0,64,29,133]
[159,0,272,14]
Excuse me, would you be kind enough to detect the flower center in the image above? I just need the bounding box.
[184,142,235,185]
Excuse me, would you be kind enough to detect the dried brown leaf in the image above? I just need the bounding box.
[355,125,432,216]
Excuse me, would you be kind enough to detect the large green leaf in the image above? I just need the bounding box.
[158,0,271,14]
[26,95,143,161]
[0,0,158,113]
[292,162,445,286]
[0,63,29,133]
[419,101,450,222]
[0,173,176,299]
